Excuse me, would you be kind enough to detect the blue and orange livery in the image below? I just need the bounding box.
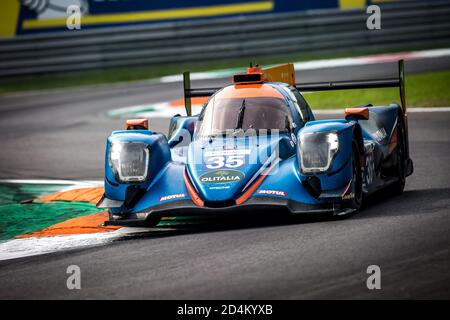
[98,61,413,226]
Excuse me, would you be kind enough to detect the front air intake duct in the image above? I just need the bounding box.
[302,176,322,199]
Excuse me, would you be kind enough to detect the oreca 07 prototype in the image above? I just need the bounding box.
[98,62,413,226]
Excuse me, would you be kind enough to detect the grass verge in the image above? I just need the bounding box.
[0,183,102,240]
[304,70,450,109]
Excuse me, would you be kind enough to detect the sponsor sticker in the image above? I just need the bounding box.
[159,193,186,202]
[200,170,244,184]
[373,128,387,142]
[209,186,231,190]
[204,149,251,157]
[342,193,354,200]
[257,190,287,197]
[291,133,297,144]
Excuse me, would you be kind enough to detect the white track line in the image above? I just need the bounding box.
[0,179,103,192]
[160,48,450,83]
[0,179,102,185]
[403,107,450,112]
[294,48,450,70]
[0,227,164,261]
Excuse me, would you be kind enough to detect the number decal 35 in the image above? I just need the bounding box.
[206,155,245,169]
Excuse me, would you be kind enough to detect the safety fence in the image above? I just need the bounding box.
[0,0,449,77]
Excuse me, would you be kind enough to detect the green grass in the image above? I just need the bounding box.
[303,70,450,109]
[0,44,447,94]
[0,183,102,240]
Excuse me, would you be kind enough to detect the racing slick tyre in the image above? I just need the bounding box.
[389,121,406,195]
[345,138,363,211]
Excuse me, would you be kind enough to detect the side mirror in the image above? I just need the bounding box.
[125,119,148,130]
[344,107,369,120]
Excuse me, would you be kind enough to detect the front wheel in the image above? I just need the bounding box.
[107,211,161,227]
[345,139,363,211]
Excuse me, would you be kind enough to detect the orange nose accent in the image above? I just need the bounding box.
[183,169,204,207]
[125,119,148,130]
[16,211,119,238]
[235,163,275,205]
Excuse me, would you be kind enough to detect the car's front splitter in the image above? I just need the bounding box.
[105,196,353,227]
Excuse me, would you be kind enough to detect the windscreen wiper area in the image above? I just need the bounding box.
[235,99,246,130]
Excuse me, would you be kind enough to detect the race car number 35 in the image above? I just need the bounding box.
[206,155,244,169]
[204,149,251,169]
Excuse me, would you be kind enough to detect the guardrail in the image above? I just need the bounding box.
[0,0,449,78]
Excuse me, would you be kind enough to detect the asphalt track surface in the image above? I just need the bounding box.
[0,57,449,299]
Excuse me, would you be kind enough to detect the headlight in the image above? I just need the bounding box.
[109,141,150,183]
[298,131,339,173]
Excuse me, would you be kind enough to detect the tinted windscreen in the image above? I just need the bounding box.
[195,97,292,137]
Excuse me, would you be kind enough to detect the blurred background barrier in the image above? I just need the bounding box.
[0,0,366,37]
[0,0,449,78]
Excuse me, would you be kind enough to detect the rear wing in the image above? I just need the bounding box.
[183,60,406,116]
[295,60,406,114]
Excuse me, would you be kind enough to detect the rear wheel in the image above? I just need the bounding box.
[389,121,406,195]
[345,139,363,211]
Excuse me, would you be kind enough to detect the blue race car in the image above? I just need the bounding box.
[98,61,413,226]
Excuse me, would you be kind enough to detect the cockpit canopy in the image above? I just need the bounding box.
[195,84,293,138]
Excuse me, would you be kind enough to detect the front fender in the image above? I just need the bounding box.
[297,119,361,193]
[104,130,171,201]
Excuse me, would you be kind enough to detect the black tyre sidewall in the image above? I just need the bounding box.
[392,121,406,194]
[348,139,363,210]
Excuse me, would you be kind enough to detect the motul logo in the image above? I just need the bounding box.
[159,193,186,202]
[257,190,287,196]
